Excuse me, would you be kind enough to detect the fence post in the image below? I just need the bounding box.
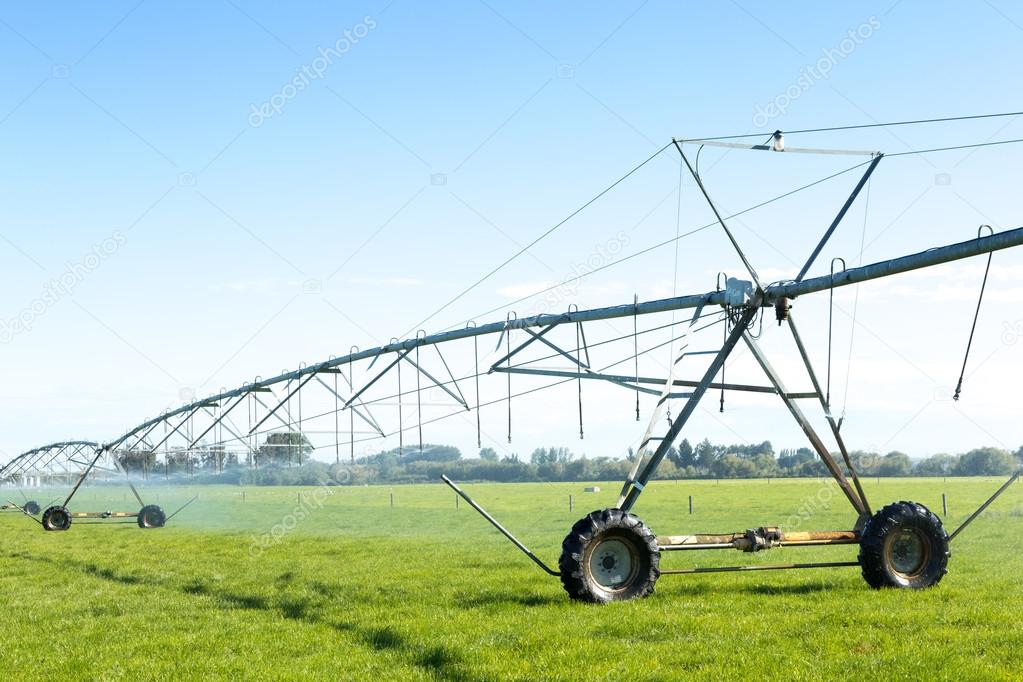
[569,494,574,512]
[688,495,693,515]
[942,493,948,517]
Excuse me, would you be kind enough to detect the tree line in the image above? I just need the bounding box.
[118,434,1023,486]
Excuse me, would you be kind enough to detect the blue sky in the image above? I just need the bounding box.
[2,1,1023,462]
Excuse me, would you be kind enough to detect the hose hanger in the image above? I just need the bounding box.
[954,225,995,401]
[569,304,585,440]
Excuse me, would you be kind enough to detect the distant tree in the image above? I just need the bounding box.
[711,454,757,478]
[750,452,779,477]
[258,431,313,467]
[479,447,498,462]
[778,447,815,472]
[404,445,461,464]
[914,453,957,476]
[677,438,696,468]
[695,438,717,470]
[531,447,572,466]
[877,451,912,477]
[954,447,1015,476]
[849,451,881,476]
[116,449,156,477]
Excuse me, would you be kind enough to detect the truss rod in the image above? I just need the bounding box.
[742,331,866,516]
[189,393,247,447]
[620,307,758,511]
[98,224,1023,451]
[491,366,816,398]
[313,376,386,436]
[796,153,882,282]
[787,314,871,516]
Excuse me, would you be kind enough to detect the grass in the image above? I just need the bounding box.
[1,477,1021,680]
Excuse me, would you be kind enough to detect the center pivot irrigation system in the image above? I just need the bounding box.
[0,440,183,530]
[6,117,1023,602]
[441,133,1023,602]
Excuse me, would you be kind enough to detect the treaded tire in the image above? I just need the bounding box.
[137,504,166,529]
[23,500,40,516]
[559,509,660,603]
[859,500,950,589]
[42,506,72,532]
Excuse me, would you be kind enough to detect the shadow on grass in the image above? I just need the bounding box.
[657,576,843,598]
[742,582,835,596]
[453,590,561,609]
[4,549,488,682]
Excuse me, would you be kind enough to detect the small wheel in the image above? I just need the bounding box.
[42,506,72,532]
[137,504,166,529]
[859,500,950,589]
[23,500,40,516]
[559,509,660,603]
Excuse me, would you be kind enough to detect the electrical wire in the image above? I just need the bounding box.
[886,137,1023,157]
[404,141,675,335]
[446,135,1023,333]
[451,156,877,327]
[681,110,1023,142]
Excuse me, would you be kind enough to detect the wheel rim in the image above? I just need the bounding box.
[886,527,929,577]
[587,537,638,590]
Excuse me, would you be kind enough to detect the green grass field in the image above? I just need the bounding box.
[1,477,1021,680]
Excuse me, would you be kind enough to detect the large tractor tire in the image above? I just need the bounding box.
[42,506,72,532]
[137,505,166,529]
[859,501,950,589]
[23,500,40,516]
[559,509,660,603]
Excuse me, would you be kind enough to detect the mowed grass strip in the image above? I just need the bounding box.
[0,478,1021,680]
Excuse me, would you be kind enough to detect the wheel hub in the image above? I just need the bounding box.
[588,538,634,589]
[888,529,926,576]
